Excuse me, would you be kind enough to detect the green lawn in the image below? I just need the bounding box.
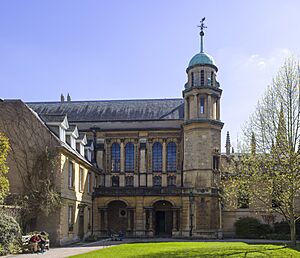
[69,242,300,258]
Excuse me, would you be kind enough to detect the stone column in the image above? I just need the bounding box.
[172,209,177,231]
[127,209,131,231]
[207,95,211,119]
[184,98,189,120]
[120,140,125,173]
[104,208,108,231]
[217,99,220,120]
[139,139,147,173]
[149,209,153,234]
[96,138,105,169]
[162,140,167,173]
[193,94,198,118]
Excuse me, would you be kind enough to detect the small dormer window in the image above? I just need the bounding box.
[79,144,84,156]
[59,127,66,142]
[200,70,204,86]
[70,136,76,149]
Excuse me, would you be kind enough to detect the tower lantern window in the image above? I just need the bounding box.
[191,72,194,86]
[200,70,204,86]
[200,97,205,114]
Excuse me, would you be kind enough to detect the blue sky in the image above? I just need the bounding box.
[1,0,299,151]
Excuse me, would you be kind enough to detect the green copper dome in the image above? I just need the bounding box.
[188,52,216,68]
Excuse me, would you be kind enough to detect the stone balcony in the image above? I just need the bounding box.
[93,186,219,197]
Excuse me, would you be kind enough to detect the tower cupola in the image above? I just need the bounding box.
[183,18,222,122]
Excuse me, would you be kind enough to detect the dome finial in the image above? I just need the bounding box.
[197,17,207,53]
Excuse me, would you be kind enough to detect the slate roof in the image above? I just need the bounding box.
[39,114,66,123]
[28,99,184,122]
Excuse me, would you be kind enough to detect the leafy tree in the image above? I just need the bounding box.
[0,132,10,204]
[222,57,300,246]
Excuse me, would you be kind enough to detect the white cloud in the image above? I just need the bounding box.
[216,48,292,152]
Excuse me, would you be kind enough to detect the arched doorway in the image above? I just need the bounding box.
[153,200,173,236]
[107,200,128,234]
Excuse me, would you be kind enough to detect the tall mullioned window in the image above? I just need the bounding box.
[125,142,134,172]
[167,142,177,172]
[152,142,162,172]
[111,143,120,172]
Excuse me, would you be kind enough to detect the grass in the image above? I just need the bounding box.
[69,242,300,258]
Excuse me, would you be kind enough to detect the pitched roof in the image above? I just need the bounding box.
[39,114,67,123]
[28,99,184,122]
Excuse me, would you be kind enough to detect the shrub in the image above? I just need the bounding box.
[0,212,21,255]
[234,217,272,239]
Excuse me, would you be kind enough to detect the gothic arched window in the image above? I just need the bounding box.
[125,142,134,172]
[152,142,162,172]
[200,70,204,86]
[111,143,120,172]
[167,142,177,172]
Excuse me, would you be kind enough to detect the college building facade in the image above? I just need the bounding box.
[1,28,268,245]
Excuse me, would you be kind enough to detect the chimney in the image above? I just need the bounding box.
[60,94,65,102]
[67,93,71,102]
[225,131,231,155]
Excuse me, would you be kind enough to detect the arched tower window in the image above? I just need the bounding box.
[191,72,194,87]
[200,70,205,86]
[125,142,134,172]
[152,142,162,172]
[167,142,177,172]
[200,97,205,114]
[211,71,214,86]
[111,143,120,172]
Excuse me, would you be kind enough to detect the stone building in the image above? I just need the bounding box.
[0,100,100,246]
[27,27,224,239]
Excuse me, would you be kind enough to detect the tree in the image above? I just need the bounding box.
[0,132,10,204]
[222,57,300,246]
[0,101,61,231]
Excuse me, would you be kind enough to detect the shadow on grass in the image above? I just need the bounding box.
[133,246,290,258]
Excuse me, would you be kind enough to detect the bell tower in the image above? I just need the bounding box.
[183,19,223,189]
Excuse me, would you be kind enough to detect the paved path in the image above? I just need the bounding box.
[4,238,297,258]
[5,239,114,258]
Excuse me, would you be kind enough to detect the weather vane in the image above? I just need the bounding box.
[197,17,207,34]
[197,17,206,53]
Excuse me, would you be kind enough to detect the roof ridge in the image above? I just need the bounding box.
[27,98,183,104]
